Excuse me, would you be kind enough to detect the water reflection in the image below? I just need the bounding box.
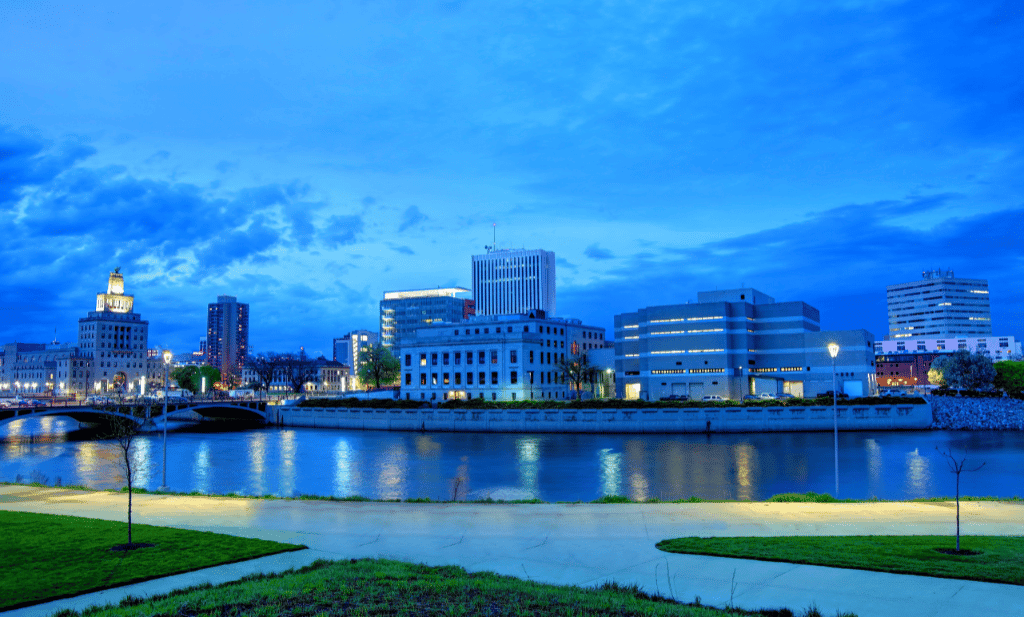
[904,447,931,498]
[516,437,540,497]
[4,419,1024,501]
[376,441,408,500]
[248,432,267,496]
[598,448,621,496]
[278,430,297,496]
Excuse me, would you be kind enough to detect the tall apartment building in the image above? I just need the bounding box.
[77,270,150,394]
[333,330,379,377]
[615,288,876,401]
[398,312,606,402]
[207,295,249,377]
[886,270,991,340]
[472,248,555,316]
[379,288,475,351]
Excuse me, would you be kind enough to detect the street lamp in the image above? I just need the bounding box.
[828,342,840,498]
[160,349,172,492]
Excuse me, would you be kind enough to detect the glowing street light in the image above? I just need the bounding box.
[828,342,840,498]
[160,349,173,491]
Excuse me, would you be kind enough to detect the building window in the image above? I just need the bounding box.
[511,371,518,384]
[507,326,513,333]
[484,328,489,334]
[523,326,529,332]
[443,373,450,385]
[455,373,461,385]
[479,372,486,385]
[443,353,450,365]
[491,350,498,364]
[432,373,438,386]
[467,352,473,365]
[431,353,438,365]
[467,372,474,385]
[405,373,412,385]
[405,354,411,367]
[420,354,427,367]
[492,392,497,401]
[510,350,517,363]
[478,351,485,364]
[455,352,461,365]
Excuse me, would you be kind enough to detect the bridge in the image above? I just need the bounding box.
[0,400,269,430]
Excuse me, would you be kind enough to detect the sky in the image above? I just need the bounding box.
[1,0,1022,358]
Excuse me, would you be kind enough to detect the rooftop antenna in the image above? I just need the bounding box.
[52,327,58,345]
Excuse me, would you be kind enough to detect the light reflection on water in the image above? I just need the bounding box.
[2,416,1022,501]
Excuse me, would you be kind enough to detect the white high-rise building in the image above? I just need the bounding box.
[472,248,555,317]
[886,270,991,340]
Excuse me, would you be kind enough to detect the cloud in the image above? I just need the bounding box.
[322,214,364,247]
[397,205,428,232]
[584,244,614,260]
[556,256,577,271]
[0,127,95,208]
[145,150,170,164]
[390,245,415,255]
[214,160,236,173]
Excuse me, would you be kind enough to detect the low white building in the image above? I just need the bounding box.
[874,336,1021,361]
[398,311,606,402]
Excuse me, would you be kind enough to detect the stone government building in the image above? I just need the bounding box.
[1,270,150,397]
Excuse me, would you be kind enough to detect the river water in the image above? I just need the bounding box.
[2,416,1021,501]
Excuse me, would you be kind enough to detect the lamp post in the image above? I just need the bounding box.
[159,349,172,491]
[828,342,840,498]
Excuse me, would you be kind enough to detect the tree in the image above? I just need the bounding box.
[170,365,220,395]
[994,361,1024,395]
[935,447,985,553]
[357,344,401,389]
[102,416,152,551]
[280,350,319,393]
[556,352,601,400]
[928,351,996,391]
[246,352,284,391]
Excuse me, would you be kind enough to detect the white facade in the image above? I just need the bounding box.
[886,270,992,339]
[472,249,555,317]
[333,329,379,379]
[77,271,150,395]
[399,313,605,402]
[874,336,1021,361]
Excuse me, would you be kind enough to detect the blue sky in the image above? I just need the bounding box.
[1,0,1021,357]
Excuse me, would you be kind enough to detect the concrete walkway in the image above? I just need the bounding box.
[3,486,1023,617]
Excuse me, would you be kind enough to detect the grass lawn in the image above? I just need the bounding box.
[656,536,1024,586]
[49,558,841,617]
[0,510,306,611]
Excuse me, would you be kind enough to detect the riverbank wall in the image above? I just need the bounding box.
[929,396,1024,430]
[271,402,932,433]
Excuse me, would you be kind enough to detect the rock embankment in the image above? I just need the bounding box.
[929,396,1024,430]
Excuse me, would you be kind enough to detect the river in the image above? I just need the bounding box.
[2,416,1021,501]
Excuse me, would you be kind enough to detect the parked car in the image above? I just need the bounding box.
[775,393,796,399]
[757,393,776,400]
[742,395,759,401]
[701,395,726,402]
[658,394,688,401]
[820,391,850,399]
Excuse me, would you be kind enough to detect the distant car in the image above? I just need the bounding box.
[659,394,688,401]
[742,395,759,401]
[820,391,850,399]
[775,393,796,399]
[757,393,776,400]
[702,395,726,402]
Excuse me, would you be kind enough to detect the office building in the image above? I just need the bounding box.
[886,270,992,340]
[874,336,1020,360]
[77,269,150,394]
[0,342,91,397]
[399,311,606,402]
[615,288,876,401]
[472,248,555,316]
[207,295,249,377]
[379,288,475,351]
[333,330,379,379]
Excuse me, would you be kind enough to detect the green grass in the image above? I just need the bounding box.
[0,510,306,611]
[656,536,1024,586]
[51,558,844,617]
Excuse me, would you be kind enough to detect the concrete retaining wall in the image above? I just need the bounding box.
[272,403,933,433]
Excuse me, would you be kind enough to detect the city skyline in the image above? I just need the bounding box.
[1,1,1021,355]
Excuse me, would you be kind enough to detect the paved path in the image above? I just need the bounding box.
[3,486,1023,616]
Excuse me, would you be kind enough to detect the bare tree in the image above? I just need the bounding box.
[245,352,284,392]
[281,350,319,393]
[103,415,148,550]
[556,352,601,400]
[936,446,985,552]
